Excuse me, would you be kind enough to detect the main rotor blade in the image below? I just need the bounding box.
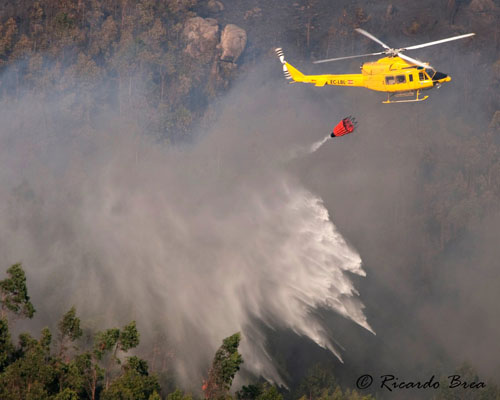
[313,51,386,64]
[403,33,475,51]
[355,28,391,49]
[397,52,430,68]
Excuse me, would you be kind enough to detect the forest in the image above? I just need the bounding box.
[4,263,499,399]
[0,263,379,399]
[0,0,499,399]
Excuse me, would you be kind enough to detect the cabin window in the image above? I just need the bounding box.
[419,72,425,81]
[409,74,414,82]
[385,76,395,85]
[396,75,406,83]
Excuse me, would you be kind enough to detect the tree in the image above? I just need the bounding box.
[53,388,79,400]
[0,330,57,400]
[93,321,140,392]
[55,352,93,399]
[0,263,35,322]
[119,321,140,352]
[0,18,18,56]
[297,365,337,400]
[256,385,283,400]
[101,356,160,400]
[149,391,162,400]
[203,332,243,400]
[237,384,263,400]
[0,267,163,399]
[0,318,14,372]
[58,307,83,359]
[238,383,283,400]
[167,388,193,400]
[71,352,104,400]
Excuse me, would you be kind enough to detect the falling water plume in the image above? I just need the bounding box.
[0,72,372,387]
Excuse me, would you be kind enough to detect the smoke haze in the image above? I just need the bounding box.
[0,64,373,386]
[1,5,499,393]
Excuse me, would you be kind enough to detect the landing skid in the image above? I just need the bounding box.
[383,90,429,104]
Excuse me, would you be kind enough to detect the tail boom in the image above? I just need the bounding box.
[275,48,363,87]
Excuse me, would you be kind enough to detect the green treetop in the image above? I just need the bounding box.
[204,332,244,400]
[0,263,35,321]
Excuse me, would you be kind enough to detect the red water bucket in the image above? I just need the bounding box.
[332,117,356,137]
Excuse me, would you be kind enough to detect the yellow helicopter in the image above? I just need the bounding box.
[276,29,475,103]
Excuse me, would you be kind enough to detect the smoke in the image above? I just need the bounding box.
[0,63,371,386]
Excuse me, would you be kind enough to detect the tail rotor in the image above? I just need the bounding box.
[275,48,292,80]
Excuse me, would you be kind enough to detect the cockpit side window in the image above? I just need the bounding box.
[418,72,425,81]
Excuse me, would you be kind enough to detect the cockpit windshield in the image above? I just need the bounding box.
[425,68,436,79]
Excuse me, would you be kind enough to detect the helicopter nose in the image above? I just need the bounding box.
[433,71,451,84]
[439,74,451,83]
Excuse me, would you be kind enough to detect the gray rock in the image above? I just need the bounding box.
[183,17,219,59]
[219,24,247,63]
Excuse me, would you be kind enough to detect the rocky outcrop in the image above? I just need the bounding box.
[219,24,247,63]
[183,17,219,59]
[183,16,247,66]
[183,17,247,65]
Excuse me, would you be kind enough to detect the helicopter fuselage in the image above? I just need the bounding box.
[361,56,450,92]
[283,56,450,94]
